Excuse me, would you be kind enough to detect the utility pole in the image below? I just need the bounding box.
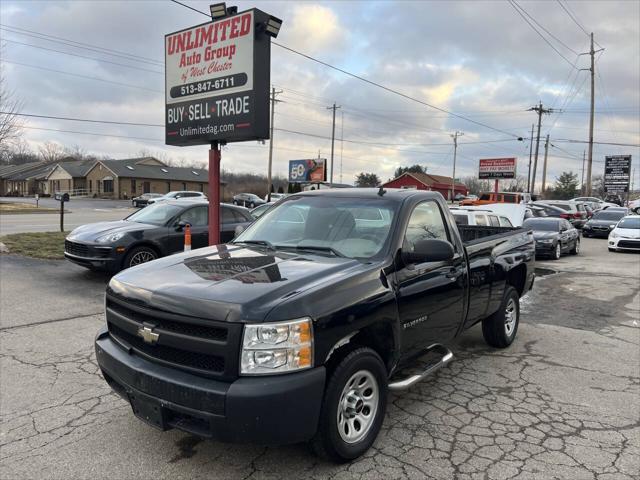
[585,32,596,196]
[580,150,586,195]
[541,134,550,195]
[327,103,341,188]
[267,87,282,202]
[527,124,534,193]
[339,110,344,184]
[450,131,463,201]
[528,102,555,194]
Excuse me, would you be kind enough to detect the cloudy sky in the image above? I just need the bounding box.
[1,0,639,190]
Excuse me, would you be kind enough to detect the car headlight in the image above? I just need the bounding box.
[610,232,619,238]
[95,231,126,243]
[609,224,616,228]
[537,239,554,244]
[240,318,313,375]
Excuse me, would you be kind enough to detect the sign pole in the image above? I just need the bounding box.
[60,199,64,232]
[208,141,221,246]
[494,179,499,194]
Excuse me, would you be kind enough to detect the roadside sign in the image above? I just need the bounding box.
[288,159,327,183]
[478,158,517,179]
[604,155,631,193]
[165,9,272,146]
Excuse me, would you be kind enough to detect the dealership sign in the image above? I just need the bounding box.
[604,155,632,193]
[478,158,517,179]
[165,9,272,146]
[288,159,327,183]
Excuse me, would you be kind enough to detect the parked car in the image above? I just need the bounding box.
[263,193,288,202]
[533,201,586,228]
[524,205,549,219]
[64,200,253,273]
[572,196,603,205]
[131,193,163,208]
[582,209,627,238]
[522,217,580,260]
[250,202,274,219]
[629,198,640,214]
[604,194,623,206]
[608,215,640,252]
[450,208,513,227]
[459,191,531,206]
[147,191,207,205]
[94,189,535,462]
[603,206,629,215]
[531,202,576,224]
[233,193,266,208]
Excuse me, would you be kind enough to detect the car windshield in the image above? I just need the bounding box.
[617,218,640,229]
[593,211,625,221]
[523,219,559,231]
[126,203,182,225]
[234,196,397,259]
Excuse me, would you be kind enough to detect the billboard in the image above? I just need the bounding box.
[288,159,327,183]
[604,155,632,193]
[478,158,517,179]
[165,9,271,146]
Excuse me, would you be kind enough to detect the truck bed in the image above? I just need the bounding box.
[457,225,525,245]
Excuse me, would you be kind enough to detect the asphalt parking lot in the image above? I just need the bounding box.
[0,197,135,235]
[0,238,638,479]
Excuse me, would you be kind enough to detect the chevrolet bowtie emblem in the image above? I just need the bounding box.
[138,325,159,344]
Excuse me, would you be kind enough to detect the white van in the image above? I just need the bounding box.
[450,208,513,227]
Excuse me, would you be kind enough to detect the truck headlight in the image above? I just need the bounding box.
[240,318,313,375]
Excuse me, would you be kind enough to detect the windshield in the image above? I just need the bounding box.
[523,219,559,231]
[593,211,625,221]
[618,217,640,229]
[234,196,397,259]
[126,203,183,225]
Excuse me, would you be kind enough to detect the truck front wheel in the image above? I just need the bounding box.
[311,347,387,462]
[482,286,520,348]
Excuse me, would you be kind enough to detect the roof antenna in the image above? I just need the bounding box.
[377,186,386,197]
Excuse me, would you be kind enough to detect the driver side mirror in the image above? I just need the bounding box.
[402,239,455,265]
[175,220,188,231]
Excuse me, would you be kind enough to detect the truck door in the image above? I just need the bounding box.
[395,200,466,360]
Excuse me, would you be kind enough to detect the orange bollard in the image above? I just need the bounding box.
[184,223,192,252]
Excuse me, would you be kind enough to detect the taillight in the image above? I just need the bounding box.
[573,212,582,218]
[560,213,570,219]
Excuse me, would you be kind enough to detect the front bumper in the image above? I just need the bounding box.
[534,242,556,255]
[95,327,326,444]
[582,227,611,238]
[64,248,120,271]
[608,238,640,251]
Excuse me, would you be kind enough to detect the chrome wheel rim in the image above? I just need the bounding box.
[337,370,379,444]
[129,250,155,266]
[505,298,517,336]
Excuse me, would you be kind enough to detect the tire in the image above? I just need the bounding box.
[570,239,580,255]
[552,242,561,260]
[311,347,387,463]
[249,202,255,208]
[123,246,158,269]
[233,200,238,205]
[482,286,520,348]
[583,233,591,238]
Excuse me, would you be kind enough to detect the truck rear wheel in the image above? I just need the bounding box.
[482,286,520,348]
[311,347,387,462]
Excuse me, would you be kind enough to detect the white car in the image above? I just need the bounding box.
[608,215,640,252]
[147,191,206,205]
[264,193,288,202]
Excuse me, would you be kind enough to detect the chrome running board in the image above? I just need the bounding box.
[388,344,454,391]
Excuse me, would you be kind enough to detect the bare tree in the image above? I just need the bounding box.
[38,141,65,163]
[0,75,24,153]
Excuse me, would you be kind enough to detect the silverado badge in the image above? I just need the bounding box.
[137,325,159,345]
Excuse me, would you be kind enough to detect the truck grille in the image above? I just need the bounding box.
[65,240,89,256]
[105,292,242,380]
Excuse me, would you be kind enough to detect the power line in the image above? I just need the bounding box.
[508,0,578,68]
[3,112,163,127]
[510,0,579,55]
[169,0,523,139]
[0,24,164,66]
[1,60,163,93]
[3,39,163,74]
[22,126,163,142]
[555,0,602,48]
[552,139,640,148]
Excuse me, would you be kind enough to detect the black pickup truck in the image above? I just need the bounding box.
[95,189,535,462]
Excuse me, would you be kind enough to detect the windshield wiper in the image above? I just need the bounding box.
[290,245,346,258]
[234,239,276,249]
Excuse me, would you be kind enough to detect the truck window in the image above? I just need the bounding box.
[403,201,449,251]
[453,214,468,225]
[488,215,500,227]
[503,194,516,203]
[475,215,487,226]
[499,216,513,227]
[479,194,490,201]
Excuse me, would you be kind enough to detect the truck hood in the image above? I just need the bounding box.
[67,220,155,242]
[108,244,366,323]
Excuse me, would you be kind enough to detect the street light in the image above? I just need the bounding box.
[209,2,227,19]
[264,15,283,38]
